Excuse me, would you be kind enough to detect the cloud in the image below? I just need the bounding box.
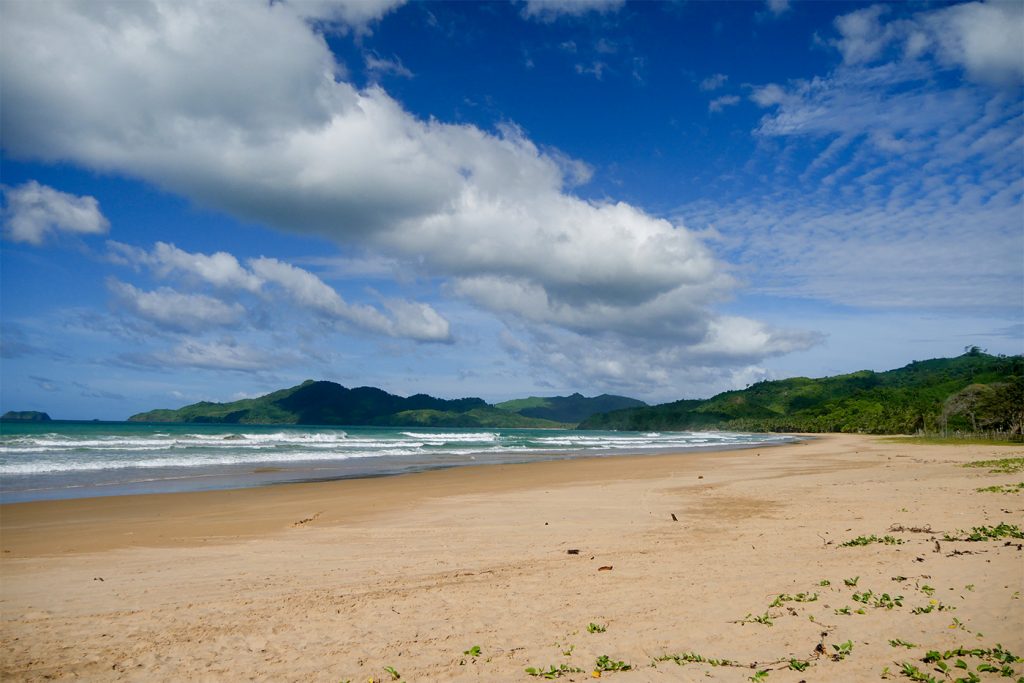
[699,73,728,91]
[0,323,41,359]
[677,2,1023,316]
[108,280,246,333]
[830,1,1024,87]
[749,83,788,108]
[520,0,625,22]
[2,181,109,245]
[541,148,595,187]
[0,322,68,360]
[298,254,402,280]
[123,339,291,372]
[765,0,791,17]
[288,0,407,34]
[502,320,821,401]
[751,61,982,140]
[831,5,892,65]
[72,382,126,400]
[30,375,59,392]
[381,298,454,343]
[575,61,607,79]
[0,0,815,385]
[108,241,452,342]
[250,256,451,341]
[248,257,359,316]
[708,95,741,113]
[109,241,263,291]
[365,53,413,79]
[923,1,1024,86]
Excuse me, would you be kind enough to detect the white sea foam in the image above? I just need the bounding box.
[0,426,794,482]
[0,447,423,475]
[399,431,498,442]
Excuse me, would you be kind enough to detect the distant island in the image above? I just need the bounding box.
[1,411,52,422]
[128,381,645,428]
[579,350,1022,436]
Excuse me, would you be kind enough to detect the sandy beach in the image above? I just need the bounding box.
[1,433,1022,681]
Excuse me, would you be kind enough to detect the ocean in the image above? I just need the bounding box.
[0,422,796,502]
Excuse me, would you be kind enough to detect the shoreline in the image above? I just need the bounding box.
[2,433,1022,681]
[0,428,797,504]
[0,438,798,557]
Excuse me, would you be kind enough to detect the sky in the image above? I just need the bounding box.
[1,0,1022,420]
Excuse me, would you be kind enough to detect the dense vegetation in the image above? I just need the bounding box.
[494,393,646,423]
[129,380,575,427]
[579,351,1023,436]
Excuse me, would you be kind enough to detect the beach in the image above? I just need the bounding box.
[1,433,1021,681]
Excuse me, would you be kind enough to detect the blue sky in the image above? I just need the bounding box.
[1,0,1022,420]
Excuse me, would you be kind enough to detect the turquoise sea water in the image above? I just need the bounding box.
[0,421,796,502]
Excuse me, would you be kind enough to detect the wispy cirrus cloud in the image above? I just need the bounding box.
[765,0,791,18]
[364,52,413,79]
[519,0,624,23]
[120,338,296,373]
[708,95,740,113]
[679,1,1024,316]
[699,73,728,91]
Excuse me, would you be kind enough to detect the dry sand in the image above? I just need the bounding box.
[1,434,1022,681]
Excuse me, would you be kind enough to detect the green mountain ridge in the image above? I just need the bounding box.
[578,351,1023,435]
[129,381,595,428]
[494,392,647,423]
[126,352,1021,434]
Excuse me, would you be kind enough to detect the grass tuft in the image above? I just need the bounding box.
[962,457,1024,473]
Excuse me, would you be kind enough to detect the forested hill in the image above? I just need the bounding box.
[129,380,566,427]
[130,378,606,428]
[578,351,1023,435]
[494,393,646,423]
[129,381,649,427]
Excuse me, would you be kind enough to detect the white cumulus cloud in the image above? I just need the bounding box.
[0,0,816,385]
[109,241,263,292]
[107,280,246,333]
[923,1,1024,86]
[830,1,1024,86]
[2,181,110,245]
[832,5,893,65]
[295,0,405,23]
[249,256,450,341]
[109,242,453,343]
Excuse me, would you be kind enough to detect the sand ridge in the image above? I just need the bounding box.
[1,434,1022,681]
